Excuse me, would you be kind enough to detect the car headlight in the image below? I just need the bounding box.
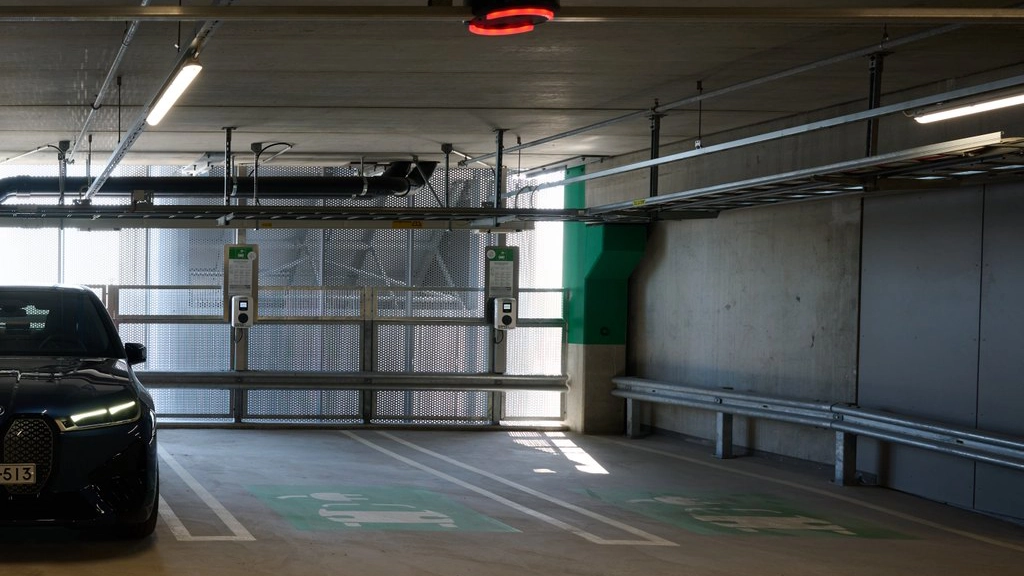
[56,399,142,432]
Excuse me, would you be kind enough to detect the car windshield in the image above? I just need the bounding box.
[0,288,121,357]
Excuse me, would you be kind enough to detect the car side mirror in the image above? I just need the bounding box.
[124,342,147,365]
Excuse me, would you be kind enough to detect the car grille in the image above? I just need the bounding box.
[2,417,55,495]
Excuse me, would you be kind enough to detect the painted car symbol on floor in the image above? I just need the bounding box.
[318,503,458,528]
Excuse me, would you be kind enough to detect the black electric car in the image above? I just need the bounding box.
[0,285,158,538]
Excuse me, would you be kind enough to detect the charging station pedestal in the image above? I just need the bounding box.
[224,244,258,377]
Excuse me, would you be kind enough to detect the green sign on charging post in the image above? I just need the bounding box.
[224,244,259,320]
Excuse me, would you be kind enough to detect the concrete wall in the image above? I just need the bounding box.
[627,199,861,463]
[578,67,1024,465]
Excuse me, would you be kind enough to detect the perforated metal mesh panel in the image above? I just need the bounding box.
[257,287,362,318]
[149,388,231,417]
[245,389,360,422]
[376,325,489,373]
[516,290,564,319]
[117,287,222,316]
[373,390,490,424]
[120,323,230,371]
[506,327,563,376]
[0,228,58,285]
[376,289,485,318]
[118,229,150,285]
[504,391,563,420]
[248,324,361,371]
[63,229,121,284]
[252,227,323,286]
[0,166,564,426]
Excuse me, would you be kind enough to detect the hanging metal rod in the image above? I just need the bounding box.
[470,22,966,165]
[0,6,1022,23]
[67,0,152,162]
[531,74,1024,193]
[82,2,233,200]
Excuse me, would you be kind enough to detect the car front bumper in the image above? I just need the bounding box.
[0,414,157,527]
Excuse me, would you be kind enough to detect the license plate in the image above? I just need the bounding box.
[0,464,36,485]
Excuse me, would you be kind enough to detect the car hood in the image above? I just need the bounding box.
[0,357,137,417]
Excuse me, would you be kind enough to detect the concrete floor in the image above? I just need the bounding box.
[2,429,1023,575]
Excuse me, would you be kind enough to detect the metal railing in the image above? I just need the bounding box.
[612,376,1024,485]
[95,284,568,425]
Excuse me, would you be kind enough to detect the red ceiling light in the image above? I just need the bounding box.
[468,1,559,36]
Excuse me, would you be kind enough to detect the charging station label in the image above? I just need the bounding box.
[486,247,516,298]
[224,244,258,320]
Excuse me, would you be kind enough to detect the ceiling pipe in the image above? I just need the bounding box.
[67,0,152,163]
[0,162,438,204]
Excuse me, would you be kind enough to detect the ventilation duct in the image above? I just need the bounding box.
[0,162,437,204]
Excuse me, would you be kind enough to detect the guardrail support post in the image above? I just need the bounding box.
[625,398,646,438]
[834,431,857,486]
[715,412,734,459]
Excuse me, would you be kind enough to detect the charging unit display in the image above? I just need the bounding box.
[493,297,517,330]
[231,295,254,328]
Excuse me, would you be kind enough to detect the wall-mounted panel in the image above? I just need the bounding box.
[858,189,982,508]
[976,182,1024,519]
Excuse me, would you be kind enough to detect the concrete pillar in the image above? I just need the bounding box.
[566,343,627,434]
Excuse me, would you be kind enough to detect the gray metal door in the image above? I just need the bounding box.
[858,188,983,508]
[976,182,1024,519]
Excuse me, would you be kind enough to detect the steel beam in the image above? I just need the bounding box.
[139,371,568,392]
[0,6,1022,23]
[546,75,1024,195]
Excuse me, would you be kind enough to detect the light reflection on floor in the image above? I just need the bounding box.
[509,431,610,475]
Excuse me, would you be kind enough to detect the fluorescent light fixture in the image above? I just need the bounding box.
[913,92,1024,124]
[146,60,203,126]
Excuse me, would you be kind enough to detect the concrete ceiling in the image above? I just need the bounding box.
[0,1,1022,176]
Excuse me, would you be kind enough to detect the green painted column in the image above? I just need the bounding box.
[563,166,647,344]
[562,165,647,433]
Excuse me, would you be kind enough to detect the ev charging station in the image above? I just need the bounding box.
[485,246,519,374]
[224,244,259,374]
[493,297,517,330]
[230,295,254,328]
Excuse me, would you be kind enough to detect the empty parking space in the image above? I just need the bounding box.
[1,429,1022,576]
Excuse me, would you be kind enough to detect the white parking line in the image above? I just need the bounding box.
[343,431,675,546]
[602,437,1024,554]
[158,446,256,542]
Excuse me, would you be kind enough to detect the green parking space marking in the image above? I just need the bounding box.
[249,486,518,533]
[585,490,908,539]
